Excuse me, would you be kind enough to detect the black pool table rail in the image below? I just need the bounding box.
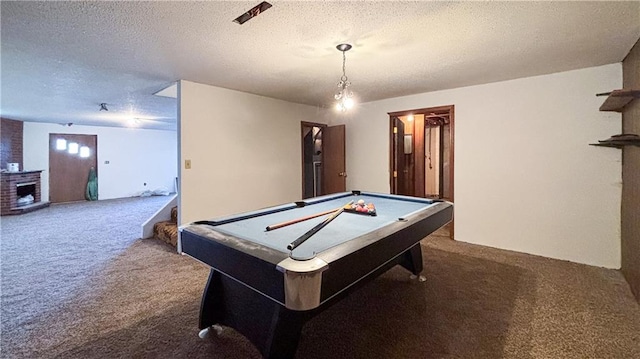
[190,190,438,228]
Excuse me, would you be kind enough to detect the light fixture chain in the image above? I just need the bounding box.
[334,43,354,112]
[342,51,347,80]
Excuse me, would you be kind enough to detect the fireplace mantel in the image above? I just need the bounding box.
[1,170,50,215]
[2,170,44,175]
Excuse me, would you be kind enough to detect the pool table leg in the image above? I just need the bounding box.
[400,244,426,281]
[197,268,309,358]
[262,307,308,359]
[199,269,225,331]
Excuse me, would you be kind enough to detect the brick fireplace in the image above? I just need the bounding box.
[0,170,50,215]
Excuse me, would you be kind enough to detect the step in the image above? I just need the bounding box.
[153,220,178,247]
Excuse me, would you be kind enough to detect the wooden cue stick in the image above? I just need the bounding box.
[265,208,339,231]
[287,200,354,251]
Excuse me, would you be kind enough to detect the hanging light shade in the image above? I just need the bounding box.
[334,44,355,112]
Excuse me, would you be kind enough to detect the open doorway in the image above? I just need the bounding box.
[301,122,346,199]
[389,105,454,237]
[301,122,325,199]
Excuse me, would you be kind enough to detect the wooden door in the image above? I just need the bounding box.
[322,125,346,194]
[392,117,410,195]
[413,115,425,197]
[49,134,98,203]
[302,126,315,199]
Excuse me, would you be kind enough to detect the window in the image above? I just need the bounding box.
[68,142,79,154]
[56,138,67,150]
[79,146,90,158]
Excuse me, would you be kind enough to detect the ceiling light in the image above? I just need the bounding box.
[334,44,355,112]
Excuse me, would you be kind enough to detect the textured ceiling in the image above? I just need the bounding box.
[1,1,639,130]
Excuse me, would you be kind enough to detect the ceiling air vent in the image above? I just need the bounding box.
[233,1,272,25]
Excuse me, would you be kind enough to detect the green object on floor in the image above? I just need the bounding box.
[85,167,98,201]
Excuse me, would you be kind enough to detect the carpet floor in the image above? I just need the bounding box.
[1,197,639,358]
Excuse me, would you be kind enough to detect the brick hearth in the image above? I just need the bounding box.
[0,170,50,216]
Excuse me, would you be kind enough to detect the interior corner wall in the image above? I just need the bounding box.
[621,38,640,301]
[22,122,178,201]
[178,80,328,225]
[333,64,622,268]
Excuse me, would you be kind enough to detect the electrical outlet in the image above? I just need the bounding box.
[185,159,191,169]
[104,160,109,164]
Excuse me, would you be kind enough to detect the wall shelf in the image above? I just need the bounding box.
[597,89,640,112]
[590,141,640,148]
[590,134,640,148]
[592,90,640,148]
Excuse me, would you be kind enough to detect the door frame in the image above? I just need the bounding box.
[49,133,98,203]
[388,105,455,237]
[300,121,327,198]
[388,105,454,201]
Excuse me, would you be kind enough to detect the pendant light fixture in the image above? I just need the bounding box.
[334,44,354,112]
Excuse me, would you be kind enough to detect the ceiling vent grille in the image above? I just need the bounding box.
[233,1,272,25]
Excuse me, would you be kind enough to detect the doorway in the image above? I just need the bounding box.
[301,122,346,198]
[389,106,454,236]
[49,134,98,203]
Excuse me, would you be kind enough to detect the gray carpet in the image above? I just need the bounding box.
[1,198,639,358]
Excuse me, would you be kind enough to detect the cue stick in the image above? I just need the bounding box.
[287,200,354,251]
[266,208,340,231]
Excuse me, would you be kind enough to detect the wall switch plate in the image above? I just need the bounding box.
[185,159,191,169]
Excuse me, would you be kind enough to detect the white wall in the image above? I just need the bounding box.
[23,122,178,200]
[332,64,622,268]
[179,80,329,225]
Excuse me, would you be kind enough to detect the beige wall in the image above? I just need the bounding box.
[621,38,640,301]
[178,80,329,225]
[333,64,622,268]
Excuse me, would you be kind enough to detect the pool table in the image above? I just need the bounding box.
[180,191,453,358]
